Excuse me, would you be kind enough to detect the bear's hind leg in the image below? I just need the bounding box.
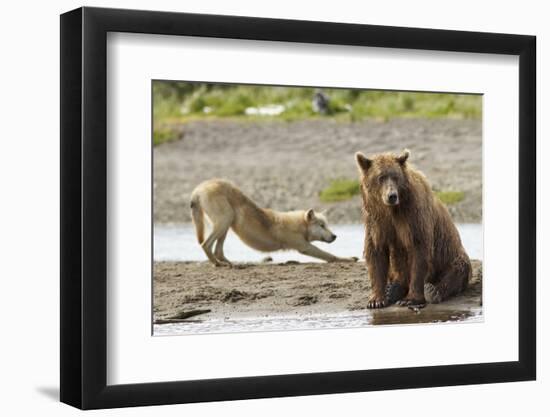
[425,257,471,304]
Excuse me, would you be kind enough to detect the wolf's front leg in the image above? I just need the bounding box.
[298,243,357,263]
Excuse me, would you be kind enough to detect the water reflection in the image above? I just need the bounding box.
[154,307,482,336]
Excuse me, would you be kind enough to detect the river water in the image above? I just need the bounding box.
[154,223,483,263]
[153,307,482,336]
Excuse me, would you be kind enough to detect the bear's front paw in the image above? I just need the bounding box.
[396,297,426,308]
[367,296,386,309]
[385,282,407,305]
[424,283,442,304]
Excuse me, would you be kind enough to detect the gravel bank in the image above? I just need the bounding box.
[153,118,482,224]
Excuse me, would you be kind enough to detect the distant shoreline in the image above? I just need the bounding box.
[153,118,482,224]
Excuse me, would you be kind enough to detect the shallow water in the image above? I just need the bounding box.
[153,306,482,336]
[154,223,483,263]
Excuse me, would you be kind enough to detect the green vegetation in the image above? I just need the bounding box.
[435,190,465,205]
[153,126,180,146]
[318,177,465,206]
[152,81,482,145]
[319,179,361,202]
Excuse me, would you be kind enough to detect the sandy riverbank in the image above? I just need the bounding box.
[153,259,482,330]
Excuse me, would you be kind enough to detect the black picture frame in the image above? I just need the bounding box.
[60,6,536,410]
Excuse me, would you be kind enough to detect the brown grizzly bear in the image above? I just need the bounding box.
[355,149,471,308]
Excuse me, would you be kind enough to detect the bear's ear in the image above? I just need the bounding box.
[355,152,372,172]
[396,149,410,165]
[305,209,315,222]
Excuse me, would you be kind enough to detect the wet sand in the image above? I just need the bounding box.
[153,259,482,330]
[153,118,482,224]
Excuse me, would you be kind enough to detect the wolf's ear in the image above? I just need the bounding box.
[355,152,371,171]
[305,209,315,222]
[397,149,410,165]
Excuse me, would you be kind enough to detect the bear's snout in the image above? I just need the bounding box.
[328,234,337,242]
[387,192,399,205]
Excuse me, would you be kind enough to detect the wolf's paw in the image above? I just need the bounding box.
[367,296,386,309]
[214,261,233,268]
[396,297,426,309]
[334,256,358,263]
[424,283,442,304]
[385,282,407,305]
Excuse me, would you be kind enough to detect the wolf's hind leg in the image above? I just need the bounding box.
[201,222,231,266]
[214,229,232,265]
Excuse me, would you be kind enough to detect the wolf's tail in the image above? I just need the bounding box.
[190,195,205,244]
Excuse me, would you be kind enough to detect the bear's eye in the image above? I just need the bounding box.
[378,175,386,183]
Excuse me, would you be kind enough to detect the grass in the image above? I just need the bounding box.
[319,178,465,206]
[435,190,465,205]
[155,85,482,122]
[153,125,181,146]
[152,82,482,145]
[319,179,361,202]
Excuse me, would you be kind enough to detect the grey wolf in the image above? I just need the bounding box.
[190,179,357,266]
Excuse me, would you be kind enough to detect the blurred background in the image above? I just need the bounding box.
[153,82,481,144]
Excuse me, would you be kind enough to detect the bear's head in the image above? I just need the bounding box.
[355,149,410,207]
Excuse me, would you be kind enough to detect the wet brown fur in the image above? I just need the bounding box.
[355,150,471,308]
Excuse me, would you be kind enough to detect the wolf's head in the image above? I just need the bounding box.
[304,209,337,243]
[355,149,410,207]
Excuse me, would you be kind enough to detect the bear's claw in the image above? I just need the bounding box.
[367,298,386,309]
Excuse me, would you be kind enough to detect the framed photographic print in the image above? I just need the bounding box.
[60,6,536,409]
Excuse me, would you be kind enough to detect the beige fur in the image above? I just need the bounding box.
[190,179,357,266]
